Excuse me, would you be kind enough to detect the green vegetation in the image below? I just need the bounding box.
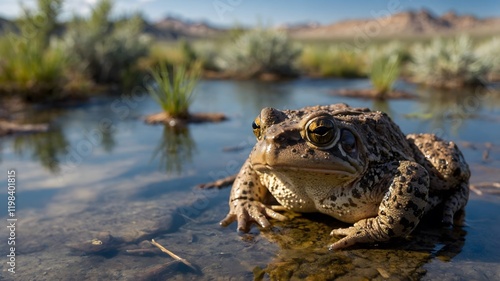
[408,35,490,88]
[476,37,500,80]
[147,63,201,119]
[0,36,67,100]
[216,28,302,78]
[0,0,498,103]
[368,54,401,98]
[61,0,150,84]
[140,40,200,71]
[0,0,68,100]
[299,45,366,77]
[0,0,149,101]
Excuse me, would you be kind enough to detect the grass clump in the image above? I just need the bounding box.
[147,62,201,119]
[299,45,366,77]
[408,35,489,88]
[216,28,302,79]
[368,54,401,98]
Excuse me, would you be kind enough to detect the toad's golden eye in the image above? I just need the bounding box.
[304,117,336,147]
[252,117,261,139]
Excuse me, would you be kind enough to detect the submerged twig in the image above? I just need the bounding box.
[470,185,483,196]
[0,120,49,136]
[151,239,196,270]
[125,248,162,256]
[482,142,492,161]
[470,182,500,196]
[196,174,237,189]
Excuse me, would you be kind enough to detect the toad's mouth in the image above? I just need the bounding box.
[251,163,358,176]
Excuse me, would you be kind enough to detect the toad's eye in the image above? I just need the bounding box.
[304,117,336,148]
[252,118,261,139]
[340,129,356,153]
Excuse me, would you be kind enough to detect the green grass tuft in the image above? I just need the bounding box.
[369,54,401,98]
[147,62,201,119]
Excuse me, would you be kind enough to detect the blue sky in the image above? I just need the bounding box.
[2,0,500,26]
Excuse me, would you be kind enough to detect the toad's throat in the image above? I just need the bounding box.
[251,163,357,176]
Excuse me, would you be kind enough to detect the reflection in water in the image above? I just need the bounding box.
[371,99,393,117]
[7,120,118,173]
[101,127,116,153]
[233,81,291,112]
[12,128,68,172]
[151,125,196,174]
[2,79,500,280]
[413,87,496,134]
[259,212,466,280]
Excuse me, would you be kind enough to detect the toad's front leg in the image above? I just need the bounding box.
[220,159,287,232]
[330,161,429,250]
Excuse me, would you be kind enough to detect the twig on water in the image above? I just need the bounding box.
[470,182,500,196]
[151,239,196,270]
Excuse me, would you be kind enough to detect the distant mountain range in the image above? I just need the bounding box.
[1,9,499,40]
[142,16,222,40]
[286,9,500,39]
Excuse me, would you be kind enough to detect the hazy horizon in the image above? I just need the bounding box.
[1,0,500,27]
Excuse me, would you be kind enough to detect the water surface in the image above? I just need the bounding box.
[1,79,499,280]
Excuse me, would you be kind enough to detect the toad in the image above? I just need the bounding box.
[221,104,470,250]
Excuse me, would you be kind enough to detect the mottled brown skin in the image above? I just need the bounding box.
[220,104,470,250]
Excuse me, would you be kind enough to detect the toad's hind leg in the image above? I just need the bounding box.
[330,161,429,250]
[406,134,470,226]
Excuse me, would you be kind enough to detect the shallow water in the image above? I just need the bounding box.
[1,79,499,280]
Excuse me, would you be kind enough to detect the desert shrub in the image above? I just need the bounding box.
[61,0,150,84]
[193,41,221,71]
[299,45,366,77]
[216,28,302,78]
[0,0,74,100]
[0,36,66,99]
[408,35,489,88]
[147,62,201,118]
[16,0,63,49]
[476,37,500,80]
[139,40,200,71]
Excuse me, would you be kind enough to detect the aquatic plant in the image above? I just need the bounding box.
[216,28,302,78]
[299,45,366,77]
[147,62,201,119]
[408,35,489,88]
[61,0,150,84]
[368,53,401,98]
